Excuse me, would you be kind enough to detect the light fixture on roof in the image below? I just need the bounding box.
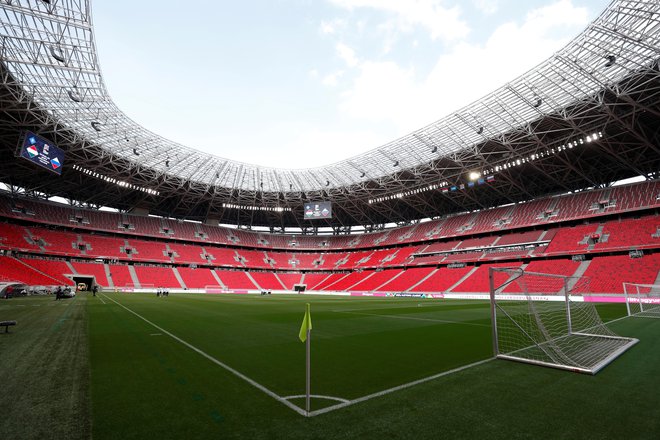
[165,158,170,168]
[91,121,102,132]
[133,148,139,156]
[360,172,366,178]
[67,89,82,103]
[468,171,481,181]
[533,97,542,108]
[604,55,616,68]
[431,146,438,153]
[477,127,484,135]
[49,45,65,63]
[393,161,399,167]
[325,180,330,186]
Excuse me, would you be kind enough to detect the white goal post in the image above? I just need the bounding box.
[624,282,660,318]
[489,268,638,375]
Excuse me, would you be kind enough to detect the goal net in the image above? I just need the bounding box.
[489,268,638,374]
[624,282,660,318]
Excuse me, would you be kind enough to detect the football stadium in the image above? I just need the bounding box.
[1,0,660,439]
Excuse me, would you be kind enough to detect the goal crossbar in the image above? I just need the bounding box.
[624,282,660,318]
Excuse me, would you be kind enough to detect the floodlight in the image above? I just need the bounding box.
[67,89,82,102]
[49,45,65,62]
[604,55,616,67]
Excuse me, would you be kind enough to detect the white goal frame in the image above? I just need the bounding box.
[489,268,638,375]
[624,282,660,318]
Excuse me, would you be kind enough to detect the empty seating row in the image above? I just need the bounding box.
[2,180,659,250]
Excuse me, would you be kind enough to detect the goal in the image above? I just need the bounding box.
[624,282,660,318]
[489,268,638,374]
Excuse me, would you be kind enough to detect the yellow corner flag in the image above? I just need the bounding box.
[299,303,312,342]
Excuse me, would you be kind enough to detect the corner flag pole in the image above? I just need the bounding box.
[299,303,312,416]
[305,322,311,415]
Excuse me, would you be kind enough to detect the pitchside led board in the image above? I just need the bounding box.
[303,202,332,220]
[19,131,64,175]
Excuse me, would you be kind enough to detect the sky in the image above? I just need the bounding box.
[92,0,609,170]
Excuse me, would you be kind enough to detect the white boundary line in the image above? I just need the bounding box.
[100,293,497,418]
[97,296,106,305]
[282,394,350,404]
[308,357,494,417]
[100,293,308,416]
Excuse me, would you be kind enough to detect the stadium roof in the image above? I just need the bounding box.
[0,0,659,230]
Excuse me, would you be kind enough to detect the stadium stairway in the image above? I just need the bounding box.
[103,264,115,289]
[65,261,77,275]
[446,266,479,292]
[406,268,440,291]
[210,269,226,289]
[587,225,606,251]
[128,266,141,288]
[572,260,591,280]
[376,270,405,291]
[247,272,262,290]
[272,273,288,290]
[172,267,187,289]
[346,271,376,290]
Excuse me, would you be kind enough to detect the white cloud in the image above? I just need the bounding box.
[474,0,499,15]
[320,18,347,35]
[328,0,470,42]
[284,129,391,168]
[336,42,359,67]
[322,70,345,86]
[336,0,591,133]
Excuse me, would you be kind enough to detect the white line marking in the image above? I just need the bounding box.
[282,394,350,404]
[100,293,308,417]
[308,357,495,417]
[99,294,502,418]
[150,333,162,336]
[332,310,491,327]
[97,296,106,304]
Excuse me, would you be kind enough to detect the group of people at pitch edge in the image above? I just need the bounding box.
[53,285,72,300]
[156,287,169,297]
[54,284,99,300]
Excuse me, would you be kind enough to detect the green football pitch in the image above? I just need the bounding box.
[2,292,660,439]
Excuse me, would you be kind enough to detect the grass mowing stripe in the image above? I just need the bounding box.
[100,293,308,417]
[0,295,90,440]
[332,310,491,327]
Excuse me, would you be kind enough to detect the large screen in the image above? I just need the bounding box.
[19,131,64,175]
[303,202,332,220]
